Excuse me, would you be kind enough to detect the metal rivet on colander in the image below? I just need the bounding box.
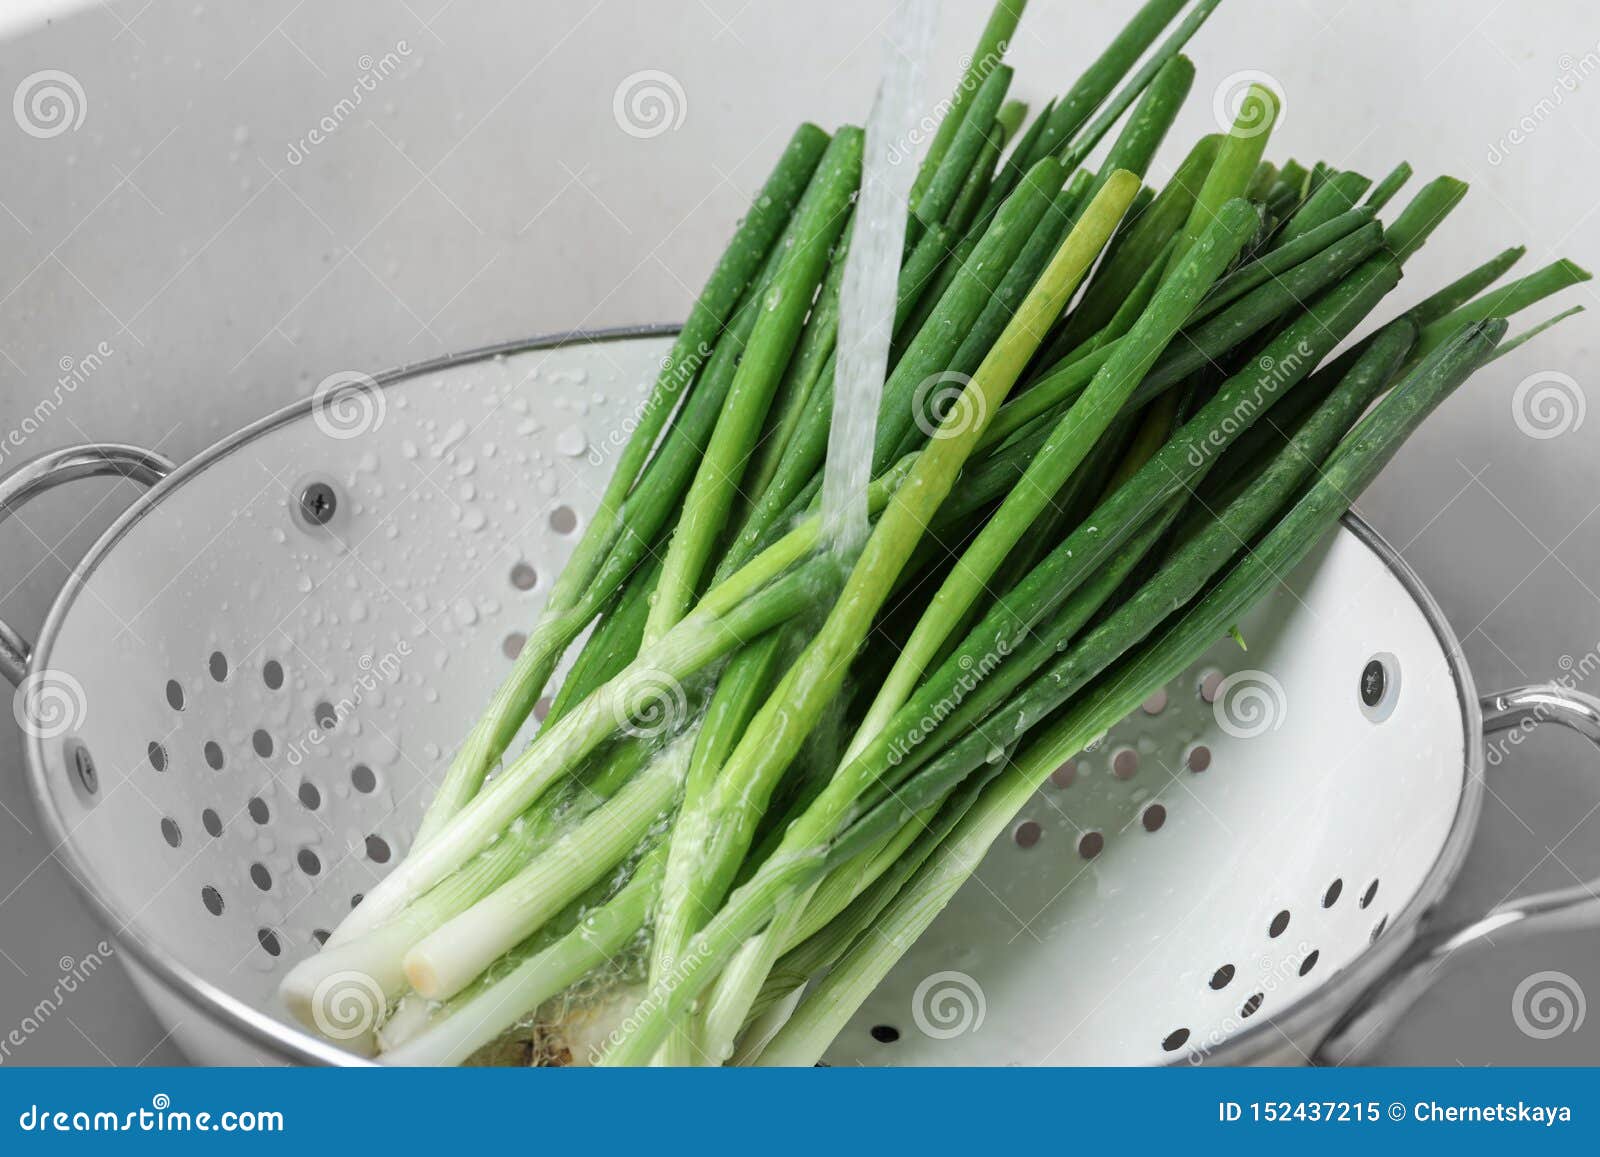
[1359,652,1400,722]
[298,481,338,526]
[70,742,97,795]
[1360,660,1385,707]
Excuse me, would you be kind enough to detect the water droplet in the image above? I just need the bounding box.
[556,426,588,457]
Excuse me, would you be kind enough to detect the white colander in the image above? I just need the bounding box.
[5,330,1597,1067]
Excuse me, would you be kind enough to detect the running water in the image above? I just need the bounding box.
[820,0,937,557]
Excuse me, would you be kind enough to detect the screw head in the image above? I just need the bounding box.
[71,743,97,794]
[1360,658,1387,708]
[298,482,337,526]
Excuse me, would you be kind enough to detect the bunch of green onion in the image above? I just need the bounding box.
[280,0,1588,1066]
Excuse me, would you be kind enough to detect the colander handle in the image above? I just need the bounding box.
[0,443,174,685]
[1315,682,1600,1065]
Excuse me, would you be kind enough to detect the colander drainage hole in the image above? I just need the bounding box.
[262,660,285,690]
[1077,831,1104,860]
[869,1025,900,1044]
[312,929,331,946]
[533,696,553,723]
[1161,1028,1190,1052]
[1111,748,1139,779]
[209,651,229,682]
[204,741,225,770]
[1268,910,1290,938]
[250,863,272,891]
[314,701,338,731]
[350,893,364,909]
[201,885,224,916]
[297,848,322,876]
[252,729,274,757]
[1013,820,1042,848]
[298,781,321,810]
[247,797,270,824]
[503,633,527,660]
[351,764,376,793]
[1298,950,1320,977]
[160,818,182,848]
[1186,744,1211,773]
[1360,878,1379,909]
[1370,915,1388,942]
[202,808,223,837]
[1141,803,1166,832]
[1209,964,1235,990]
[147,742,167,772]
[165,680,185,711]
[365,835,391,864]
[510,562,537,591]
[550,505,578,535]
[257,928,281,958]
[1240,993,1264,1019]
[1048,759,1077,789]
[1322,879,1343,908]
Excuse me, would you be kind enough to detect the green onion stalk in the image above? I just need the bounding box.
[596,171,1146,1065]
[408,126,831,849]
[754,320,1506,1064]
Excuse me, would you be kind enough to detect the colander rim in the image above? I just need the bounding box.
[21,325,1484,1068]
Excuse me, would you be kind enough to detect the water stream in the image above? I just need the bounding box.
[820,0,938,557]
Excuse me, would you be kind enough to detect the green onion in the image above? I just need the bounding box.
[282,0,1589,1068]
[410,126,829,844]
